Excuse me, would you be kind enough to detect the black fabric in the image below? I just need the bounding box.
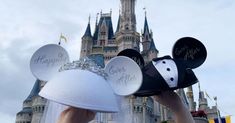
[135,62,169,96]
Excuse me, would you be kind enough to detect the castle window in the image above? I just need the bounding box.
[100,40,105,45]
[137,106,139,112]
[101,32,106,35]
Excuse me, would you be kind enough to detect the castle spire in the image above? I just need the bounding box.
[95,13,99,26]
[24,79,40,102]
[149,39,157,50]
[198,81,202,92]
[143,13,150,35]
[93,13,99,41]
[198,88,209,110]
[83,16,92,38]
[186,86,196,111]
[142,11,151,51]
[143,7,147,18]
[141,11,159,60]
[116,14,121,33]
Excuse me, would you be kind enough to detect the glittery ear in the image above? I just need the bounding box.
[117,49,145,68]
[172,37,207,69]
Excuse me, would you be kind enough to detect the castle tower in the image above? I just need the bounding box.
[16,80,47,123]
[31,96,47,123]
[120,0,136,31]
[142,16,151,52]
[198,91,209,110]
[93,12,117,64]
[186,86,196,111]
[97,12,115,47]
[99,17,108,46]
[80,18,93,58]
[141,14,158,63]
[197,82,209,111]
[115,0,140,52]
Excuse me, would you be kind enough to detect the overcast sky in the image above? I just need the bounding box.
[0,0,235,123]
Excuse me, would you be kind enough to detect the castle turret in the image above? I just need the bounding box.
[142,16,151,52]
[80,18,93,58]
[119,0,136,31]
[97,12,114,46]
[31,95,46,123]
[197,82,209,111]
[198,91,209,110]
[141,15,158,63]
[16,80,46,123]
[187,86,197,111]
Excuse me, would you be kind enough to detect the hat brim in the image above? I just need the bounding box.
[39,69,119,113]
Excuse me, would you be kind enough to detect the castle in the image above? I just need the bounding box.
[15,0,218,123]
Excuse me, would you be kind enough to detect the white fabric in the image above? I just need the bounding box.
[152,59,178,88]
[40,101,68,123]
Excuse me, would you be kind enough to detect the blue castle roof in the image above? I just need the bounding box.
[93,24,99,41]
[83,23,92,38]
[143,16,150,35]
[142,16,158,52]
[150,39,157,50]
[24,79,40,102]
[93,14,114,42]
[116,15,121,33]
[17,107,32,115]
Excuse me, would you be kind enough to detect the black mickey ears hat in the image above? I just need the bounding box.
[135,55,199,97]
[110,37,207,97]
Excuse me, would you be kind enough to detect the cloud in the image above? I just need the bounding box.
[0,112,15,123]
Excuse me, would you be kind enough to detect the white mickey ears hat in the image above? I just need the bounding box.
[39,58,119,112]
[30,44,118,112]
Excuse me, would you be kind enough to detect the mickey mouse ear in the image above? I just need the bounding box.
[105,56,143,96]
[117,49,145,68]
[30,44,70,81]
[172,37,207,69]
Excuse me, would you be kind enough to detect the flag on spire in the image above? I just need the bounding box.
[59,33,67,45]
[60,33,67,42]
